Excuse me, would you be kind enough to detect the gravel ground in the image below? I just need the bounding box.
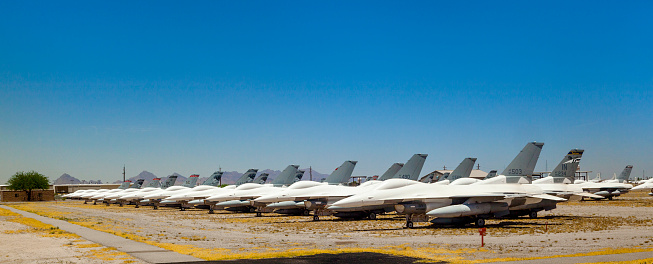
[3,190,653,263]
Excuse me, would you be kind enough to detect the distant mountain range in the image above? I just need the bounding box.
[55,168,331,186]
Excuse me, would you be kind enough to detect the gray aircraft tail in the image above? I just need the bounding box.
[146,178,161,188]
[294,170,305,183]
[253,173,269,184]
[420,173,435,183]
[501,142,544,182]
[377,163,404,181]
[617,165,634,183]
[550,149,584,183]
[392,154,428,181]
[445,158,477,182]
[483,170,498,180]
[181,174,199,187]
[325,160,358,185]
[201,171,223,186]
[235,169,259,185]
[162,175,178,188]
[270,165,300,186]
[130,179,145,189]
[118,181,131,189]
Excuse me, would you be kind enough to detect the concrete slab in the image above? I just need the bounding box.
[484,251,653,264]
[1,205,203,264]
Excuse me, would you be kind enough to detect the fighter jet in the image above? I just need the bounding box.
[82,179,146,204]
[575,165,634,199]
[102,178,162,206]
[162,168,261,210]
[67,180,133,202]
[632,178,653,196]
[331,142,564,228]
[328,157,476,220]
[255,155,427,220]
[202,165,306,214]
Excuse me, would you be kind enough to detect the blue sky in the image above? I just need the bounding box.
[1,1,652,183]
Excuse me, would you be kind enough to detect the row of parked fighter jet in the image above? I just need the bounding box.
[64,142,641,228]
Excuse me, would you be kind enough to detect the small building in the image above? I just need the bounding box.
[0,189,55,202]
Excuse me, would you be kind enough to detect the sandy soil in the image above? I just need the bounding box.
[4,190,653,262]
[0,211,143,263]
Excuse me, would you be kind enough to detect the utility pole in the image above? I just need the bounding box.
[310,166,313,181]
[123,165,126,182]
[477,164,480,170]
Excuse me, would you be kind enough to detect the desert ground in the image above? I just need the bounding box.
[1,190,653,263]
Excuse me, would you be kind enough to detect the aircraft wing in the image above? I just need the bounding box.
[528,194,568,201]
[574,192,604,199]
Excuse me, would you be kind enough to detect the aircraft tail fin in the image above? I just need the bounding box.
[501,142,544,183]
[271,165,299,186]
[392,154,428,181]
[325,161,358,185]
[483,170,498,180]
[447,158,477,182]
[550,149,584,183]
[146,178,161,188]
[118,181,131,189]
[181,174,199,187]
[617,165,634,183]
[201,171,223,186]
[161,175,178,188]
[253,173,269,184]
[130,179,145,189]
[377,163,404,181]
[235,169,258,185]
[294,170,305,183]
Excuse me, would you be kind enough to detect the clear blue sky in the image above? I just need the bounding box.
[1,1,652,183]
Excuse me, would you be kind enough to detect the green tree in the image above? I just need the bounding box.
[7,171,50,201]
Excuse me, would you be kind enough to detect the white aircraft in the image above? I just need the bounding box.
[206,161,358,216]
[64,180,134,201]
[81,179,147,203]
[99,178,165,206]
[326,156,477,220]
[139,171,224,209]
[575,165,634,200]
[168,165,304,214]
[331,142,565,228]
[201,165,306,214]
[254,154,427,220]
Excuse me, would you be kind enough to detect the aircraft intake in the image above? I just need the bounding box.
[426,202,509,218]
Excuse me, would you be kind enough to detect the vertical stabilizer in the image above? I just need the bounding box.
[235,169,258,185]
[447,158,477,181]
[325,161,357,185]
[118,181,131,189]
[162,175,178,188]
[270,165,299,186]
[377,163,404,181]
[294,170,305,183]
[130,179,145,189]
[181,174,199,187]
[550,149,584,183]
[253,173,269,184]
[146,178,161,188]
[501,142,544,182]
[617,165,634,183]
[201,171,223,186]
[392,154,428,181]
[483,170,498,180]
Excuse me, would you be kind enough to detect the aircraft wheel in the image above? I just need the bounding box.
[313,215,320,221]
[608,196,613,200]
[529,211,537,219]
[303,209,310,216]
[153,205,158,210]
[135,204,139,208]
[406,221,414,229]
[84,201,87,204]
[119,203,124,207]
[180,207,186,211]
[249,207,256,213]
[368,212,377,220]
[476,218,485,227]
[256,212,262,217]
